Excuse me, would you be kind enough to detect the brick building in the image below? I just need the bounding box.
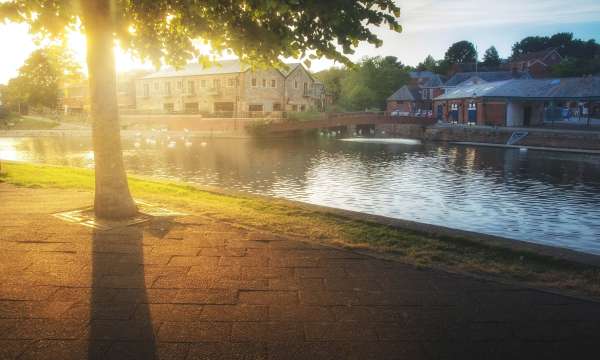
[433,76,600,127]
[386,71,444,115]
[508,48,562,78]
[61,70,149,115]
[135,60,323,116]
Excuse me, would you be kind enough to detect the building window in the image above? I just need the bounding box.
[177,81,182,89]
[262,79,266,88]
[294,80,298,89]
[300,105,306,112]
[273,103,282,111]
[213,79,221,88]
[188,81,195,95]
[235,78,240,87]
[143,84,149,97]
[303,82,308,94]
[271,79,276,88]
[164,82,171,96]
[163,103,174,112]
[251,78,257,87]
[228,78,234,87]
[249,104,263,112]
[185,102,199,113]
[200,79,206,88]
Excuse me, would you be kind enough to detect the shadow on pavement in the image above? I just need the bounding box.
[89,225,157,359]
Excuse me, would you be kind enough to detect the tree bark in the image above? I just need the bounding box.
[82,0,137,219]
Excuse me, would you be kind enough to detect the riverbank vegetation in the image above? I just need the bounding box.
[1,161,600,298]
[316,32,600,112]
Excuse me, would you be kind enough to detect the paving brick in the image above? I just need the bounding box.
[18,340,110,360]
[0,340,32,360]
[304,321,378,341]
[168,256,220,267]
[269,305,335,322]
[232,321,304,342]
[4,184,600,359]
[173,289,238,304]
[158,321,231,342]
[89,319,157,341]
[187,342,268,360]
[9,319,88,340]
[238,291,298,305]
[298,290,357,306]
[200,305,268,321]
[0,300,73,319]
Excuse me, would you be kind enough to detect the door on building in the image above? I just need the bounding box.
[468,102,477,124]
[523,106,532,127]
[437,105,443,121]
[450,103,459,123]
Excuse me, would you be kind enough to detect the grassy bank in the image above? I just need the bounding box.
[0,115,59,130]
[1,161,600,297]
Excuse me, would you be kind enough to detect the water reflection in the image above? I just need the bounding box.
[3,136,600,254]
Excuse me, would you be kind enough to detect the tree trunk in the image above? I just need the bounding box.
[82,0,137,219]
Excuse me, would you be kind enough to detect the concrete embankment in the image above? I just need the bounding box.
[376,123,600,151]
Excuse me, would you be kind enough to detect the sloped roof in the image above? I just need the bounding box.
[422,74,444,87]
[435,77,600,100]
[511,48,560,63]
[142,60,306,79]
[387,85,421,101]
[445,71,531,87]
[409,70,437,79]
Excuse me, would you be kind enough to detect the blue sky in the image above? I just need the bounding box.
[0,0,599,83]
[347,0,600,67]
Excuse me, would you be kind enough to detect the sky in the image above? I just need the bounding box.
[0,0,599,84]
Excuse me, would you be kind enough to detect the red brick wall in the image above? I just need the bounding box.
[386,101,412,112]
[475,102,506,126]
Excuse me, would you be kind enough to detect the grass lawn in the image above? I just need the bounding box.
[1,161,600,298]
[0,115,59,130]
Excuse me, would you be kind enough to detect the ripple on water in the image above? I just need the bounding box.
[3,136,600,255]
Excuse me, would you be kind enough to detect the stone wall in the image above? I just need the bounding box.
[424,126,600,150]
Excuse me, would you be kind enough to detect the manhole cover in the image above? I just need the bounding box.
[53,199,188,230]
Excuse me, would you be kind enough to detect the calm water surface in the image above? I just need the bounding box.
[2,135,600,254]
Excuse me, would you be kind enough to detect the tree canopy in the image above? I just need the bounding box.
[481,46,500,68]
[511,32,600,77]
[416,55,437,72]
[316,56,411,111]
[444,40,477,65]
[1,0,401,69]
[3,45,81,110]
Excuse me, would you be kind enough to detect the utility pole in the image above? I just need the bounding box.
[475,44,478,73]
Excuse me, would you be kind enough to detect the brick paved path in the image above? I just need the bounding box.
[1,183,599,359]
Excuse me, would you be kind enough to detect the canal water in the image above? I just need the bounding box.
[2,135,600,255]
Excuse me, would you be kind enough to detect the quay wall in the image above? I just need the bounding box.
[375,124,600,151]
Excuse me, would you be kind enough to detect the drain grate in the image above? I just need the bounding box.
[53,199,188,230]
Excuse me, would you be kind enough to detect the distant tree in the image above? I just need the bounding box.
[511,36,549,58]
[1,0,401,219]
[417,55,437,72]
[444,41,477,64]
[511,32,600,77]
[482,46,501,68]
[339,56,410,111]
[314,67,346,106]
[3,45,81,111]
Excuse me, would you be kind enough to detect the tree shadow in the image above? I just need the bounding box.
[89,224,157,359]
